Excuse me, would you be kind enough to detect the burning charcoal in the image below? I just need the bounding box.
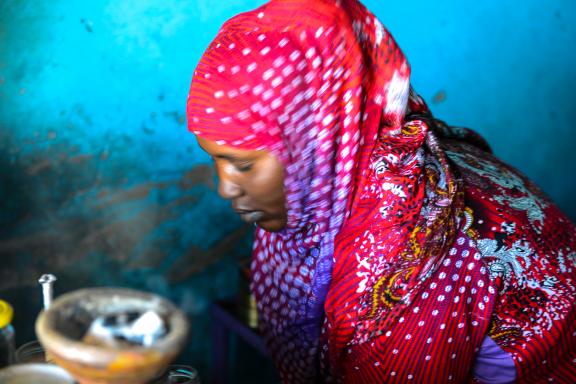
[129,311,166,346]
[83,310,167,348]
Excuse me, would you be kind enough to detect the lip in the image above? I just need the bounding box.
[233,202,266,223]
[236,210,265,224]
[234,207,254,213]
[232,203,255,213]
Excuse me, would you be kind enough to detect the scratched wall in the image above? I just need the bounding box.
[0,0,258,379]
[0,0,575,381]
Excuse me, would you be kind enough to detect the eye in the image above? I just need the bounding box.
[235,161,253,172]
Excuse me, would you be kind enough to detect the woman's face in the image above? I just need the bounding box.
[196,136,287,232]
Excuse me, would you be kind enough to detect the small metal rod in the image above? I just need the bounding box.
[38,274,57,310]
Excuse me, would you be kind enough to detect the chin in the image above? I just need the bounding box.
[257,218,286,232]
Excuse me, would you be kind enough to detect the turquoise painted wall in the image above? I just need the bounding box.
[366,0,576,214]
[1,0,575,380]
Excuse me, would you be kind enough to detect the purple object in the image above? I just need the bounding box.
[472,336,517,383]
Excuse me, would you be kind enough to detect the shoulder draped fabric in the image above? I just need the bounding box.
[187,0,576,382]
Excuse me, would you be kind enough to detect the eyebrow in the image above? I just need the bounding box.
[196,138,257,162]
[213,153,254,162]
[214,154,239,161]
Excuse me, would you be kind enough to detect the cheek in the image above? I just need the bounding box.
[246,162,285,210]
[250,175,284,204]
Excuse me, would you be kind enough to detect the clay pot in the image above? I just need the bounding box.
[36,287,189,384]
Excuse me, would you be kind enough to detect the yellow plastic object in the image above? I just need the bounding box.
[0,301,13,329]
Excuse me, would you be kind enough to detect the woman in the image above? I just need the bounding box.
[187,0,576,382]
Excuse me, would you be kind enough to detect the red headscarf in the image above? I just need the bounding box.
[188,1,576,382]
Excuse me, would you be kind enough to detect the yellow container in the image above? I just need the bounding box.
[0,300,13,329]
[0,300,15,367]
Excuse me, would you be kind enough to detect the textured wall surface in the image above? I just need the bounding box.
[0,0,258,378]
[364,0,576,217]
[1,0,575,381]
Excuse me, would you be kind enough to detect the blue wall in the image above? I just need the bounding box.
[1,0,575,380]
[366,0,576,213]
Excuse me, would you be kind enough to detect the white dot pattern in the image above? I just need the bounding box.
[182,0,576,382]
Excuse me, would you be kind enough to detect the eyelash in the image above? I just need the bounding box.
[211,157,253,173]
[235,162,253,172]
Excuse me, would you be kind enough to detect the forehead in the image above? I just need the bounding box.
[196,135,264,158]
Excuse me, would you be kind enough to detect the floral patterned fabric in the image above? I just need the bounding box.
[187,0,576,382]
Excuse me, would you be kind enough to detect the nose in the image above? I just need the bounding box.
[218,174,242,200]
